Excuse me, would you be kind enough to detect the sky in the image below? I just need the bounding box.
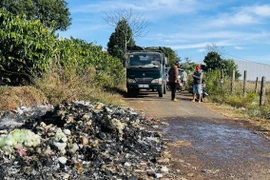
[58,0,270,65]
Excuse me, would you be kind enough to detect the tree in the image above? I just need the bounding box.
[203,51,223,71]
[0,0,71,31]
[104,8,148,53]
[204,44,241,78]
[223,59,241,79]
[203,51,241,80]
[107,19,135,64]
[162,47,179,66]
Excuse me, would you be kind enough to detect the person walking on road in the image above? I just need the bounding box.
[168,60,180,102]
[191,65,203,103]
[181,69,188,90]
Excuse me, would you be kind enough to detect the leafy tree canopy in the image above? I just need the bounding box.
[162,47,179,66]
[0,0,71,31]
[223,59,241,79]
[107,19,135,64]
[203,51,223,71]
[203,51,241,79]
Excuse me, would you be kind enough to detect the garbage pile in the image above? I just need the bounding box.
[0,101,168,180]
[0,104,53,130]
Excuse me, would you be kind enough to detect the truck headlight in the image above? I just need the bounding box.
[127,78,136,83]
[151,78,162,84]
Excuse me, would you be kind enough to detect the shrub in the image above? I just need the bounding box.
[34,64,126,106]
[54,37,125,88]
[0,8,56,85]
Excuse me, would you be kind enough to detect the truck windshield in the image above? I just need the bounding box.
[128,54,162,68]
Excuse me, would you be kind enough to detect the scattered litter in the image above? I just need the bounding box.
[0,101,168,179]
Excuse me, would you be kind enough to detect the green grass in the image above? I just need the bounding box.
[207,79,270,120]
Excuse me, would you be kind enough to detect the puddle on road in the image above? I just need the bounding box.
[163,118,270,167]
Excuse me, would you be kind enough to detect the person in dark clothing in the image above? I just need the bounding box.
[191,65,203,103]
[168,60,180,102]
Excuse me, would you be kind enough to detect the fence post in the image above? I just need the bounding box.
[220,69,224,89]
[255,77,258,94]
[231,70,235,94]
[259,76,266,106]
[243,70,247,98]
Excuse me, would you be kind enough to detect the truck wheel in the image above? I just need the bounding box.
[157,86,163,97]
[127,88,138,97]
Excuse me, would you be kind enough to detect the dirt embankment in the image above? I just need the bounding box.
[0,86,48,111]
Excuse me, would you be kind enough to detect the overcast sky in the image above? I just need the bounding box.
[58,0,270,65]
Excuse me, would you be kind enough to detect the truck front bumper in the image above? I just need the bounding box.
[127,83,162,90]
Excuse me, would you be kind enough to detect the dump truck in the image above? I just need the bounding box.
[125,46,168,97]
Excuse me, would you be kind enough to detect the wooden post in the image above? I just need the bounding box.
[231,70,235,94]
[243,70,247,98]
[220,69,224,89]
[259,76,266,106]
[255,77,258,94]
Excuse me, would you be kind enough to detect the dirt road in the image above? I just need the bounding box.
[124,90,270,180]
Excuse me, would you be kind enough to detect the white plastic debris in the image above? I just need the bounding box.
[160,166,169,173]
[0,129,41,148]
[58,157,68,164]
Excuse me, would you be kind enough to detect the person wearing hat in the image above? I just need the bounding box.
[191,65,203,103]
[168,60,180,102]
